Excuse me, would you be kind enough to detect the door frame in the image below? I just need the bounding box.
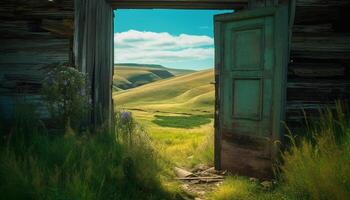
[101,0,290,173]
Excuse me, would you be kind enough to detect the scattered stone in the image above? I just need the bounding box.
[261,181,273,188]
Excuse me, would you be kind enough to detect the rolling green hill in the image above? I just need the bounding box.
[113,64,196,90]
[114,69,215,168]
[114,69,215,114]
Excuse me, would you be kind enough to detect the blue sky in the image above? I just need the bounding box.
[114,9,232,70]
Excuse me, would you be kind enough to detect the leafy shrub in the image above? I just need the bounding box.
[41,64,90,130]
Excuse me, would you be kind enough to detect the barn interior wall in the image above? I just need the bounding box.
[286,0,350,130]
[0,0,74,120]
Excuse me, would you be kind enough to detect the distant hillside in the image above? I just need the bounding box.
[114,69,215,114]
[115,63,165,69]
[113,64,196,90]
[115,63,196,76]
[114,67,174,90]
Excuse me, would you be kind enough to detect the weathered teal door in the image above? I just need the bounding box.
[214,7,289,178]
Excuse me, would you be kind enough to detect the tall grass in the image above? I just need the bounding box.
[0,107,178,200]
[280,102,350,200]
[210,102,350,200]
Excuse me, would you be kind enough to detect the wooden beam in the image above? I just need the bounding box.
[107,0,247,9]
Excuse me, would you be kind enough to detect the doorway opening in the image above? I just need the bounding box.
[113,9,232,171]
[110,5,289,182]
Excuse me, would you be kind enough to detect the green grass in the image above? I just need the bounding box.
[0,108,183,200]
[126,110,214,168]
[114,69,214,114]
[3,91,349,200]
[114,69,215,168]
[152,114,212,128]
[278,103,350,200]
[209,177,289,200]
[210,102,350,200]
[115,67,350,199]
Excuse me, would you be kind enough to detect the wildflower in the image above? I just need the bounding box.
[121,111,131,122]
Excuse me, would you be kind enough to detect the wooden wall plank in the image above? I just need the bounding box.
[286,0,350,130]
[288,62,346,78]
[0,0,72,121]
[291,35,350,60]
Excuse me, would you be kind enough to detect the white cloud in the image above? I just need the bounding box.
[114,30,214,65]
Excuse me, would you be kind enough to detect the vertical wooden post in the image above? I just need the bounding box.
[74,0,114,130]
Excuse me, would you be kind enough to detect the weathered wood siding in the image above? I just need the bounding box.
[0,0,74,119]
[286,0,350,129]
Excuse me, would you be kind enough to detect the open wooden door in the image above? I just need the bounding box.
[214,6,289,178]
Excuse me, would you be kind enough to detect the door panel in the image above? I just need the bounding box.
[233,78,262,120]
[214,7,289,178]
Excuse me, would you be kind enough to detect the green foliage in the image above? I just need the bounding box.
[0,109,177,200]
[152,115,211,128]
[280,102,350,200]
[210,177,288,200]
[41,64,90,129]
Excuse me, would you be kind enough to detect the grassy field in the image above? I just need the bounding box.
[114,69,215,168]
[1,67,349,199]
[114,67,350,200]
[115,69,214,113]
